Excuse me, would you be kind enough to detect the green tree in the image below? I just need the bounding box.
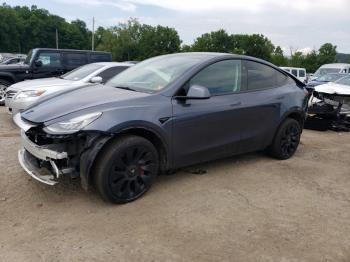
[271,46,288,66]
[191,29,234,52]
[318,43,337,65]
[96,19,181,61]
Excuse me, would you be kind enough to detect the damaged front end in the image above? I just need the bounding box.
[15,113,111,189]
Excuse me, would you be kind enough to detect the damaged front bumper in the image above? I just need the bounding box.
[18,130,73,185]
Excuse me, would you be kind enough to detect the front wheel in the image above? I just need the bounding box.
[94,135,159,204]
[268,118,301,160]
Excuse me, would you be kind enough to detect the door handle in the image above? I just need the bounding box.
[230,102,242,107]
[277,96,285,100]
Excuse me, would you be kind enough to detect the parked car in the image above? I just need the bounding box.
[280,67,307,83]
[14,52,309,203]
[311,63,350,80]
[5,62,133,115]
[0,48,112,105]
[1,57,26,65]
[307,73,348,87]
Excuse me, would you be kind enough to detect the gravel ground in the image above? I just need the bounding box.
[1,106,350,262]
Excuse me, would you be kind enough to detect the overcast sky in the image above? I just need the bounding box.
[7,0,350,54]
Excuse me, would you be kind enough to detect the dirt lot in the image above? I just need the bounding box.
[1,107,350,262]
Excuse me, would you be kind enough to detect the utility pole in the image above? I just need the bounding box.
[56,29,59,49]
[92,17,95,51]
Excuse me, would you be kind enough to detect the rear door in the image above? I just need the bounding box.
[62,52,88,73]
[172,59,244,168]
[238,60,293,153]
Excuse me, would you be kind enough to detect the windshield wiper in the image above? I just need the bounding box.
[115,86,138,92]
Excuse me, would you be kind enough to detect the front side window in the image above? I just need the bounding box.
[37,52,61,67]
[189,60,242,95]
[299,70,306,77]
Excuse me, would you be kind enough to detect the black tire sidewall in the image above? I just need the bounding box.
[270,118,301,160]
[94,135,159,204]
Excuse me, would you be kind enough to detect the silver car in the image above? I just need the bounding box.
[5,62,133,115]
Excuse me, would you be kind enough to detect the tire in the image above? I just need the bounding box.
[93,135,159,204]
[0,79,11,106]
[268,118,301,160]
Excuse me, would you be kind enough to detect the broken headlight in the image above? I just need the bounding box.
[43,112,102,134]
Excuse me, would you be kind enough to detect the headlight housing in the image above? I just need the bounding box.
[43,112,102,134]
[15,90,46,99]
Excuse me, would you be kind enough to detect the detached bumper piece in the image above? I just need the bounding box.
[18,149,58,185]
[18,130,72,185]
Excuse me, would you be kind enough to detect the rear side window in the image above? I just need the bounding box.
[97,66,129,83]
[245,61,275,90]
[90,54,112,62]
[63,53,87,66]
[291,69,298,77]
[299,70,306,77]
[189,60,242,95]
[37,52,61,67]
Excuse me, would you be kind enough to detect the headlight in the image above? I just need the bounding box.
[15,90,46,99]
[43,112,102,134]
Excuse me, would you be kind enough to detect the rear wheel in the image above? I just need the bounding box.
[268,118,301,160]
[0,79,11,106]
[94,135,159,204]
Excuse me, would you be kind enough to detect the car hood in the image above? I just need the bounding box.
[314,83,350,96]
[0,64,30,72]
[8,77,74,91]
[21,85,150,123]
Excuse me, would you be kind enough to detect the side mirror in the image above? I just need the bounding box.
[176,85,211,100]
[90,76,103,84]
[34,60,43,67]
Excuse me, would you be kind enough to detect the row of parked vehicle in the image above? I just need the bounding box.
[1,48,314,203]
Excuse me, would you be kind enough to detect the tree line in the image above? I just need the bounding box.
[0,3,342,72]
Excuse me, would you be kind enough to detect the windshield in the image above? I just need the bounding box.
[106,54,203,93]
[62,63,104,81]
[314,68,340,78]
[24,50,34,65]
[316,74,345,82]
[335,76,350,86]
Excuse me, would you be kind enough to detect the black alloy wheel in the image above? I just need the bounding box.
[268,118,301,160]
[94,135,159,203]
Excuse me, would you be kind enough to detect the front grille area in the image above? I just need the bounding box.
[6,90,18,99]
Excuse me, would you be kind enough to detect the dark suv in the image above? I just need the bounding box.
[15,53,309,203]
[0,48,112,105]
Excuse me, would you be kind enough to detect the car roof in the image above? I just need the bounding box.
[157,52,277,65]
[32,48,111,54]
[91,62,134,67]
[320,63,350,68]
[280,67,306,70]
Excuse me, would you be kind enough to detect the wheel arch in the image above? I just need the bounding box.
[80,124,170,191]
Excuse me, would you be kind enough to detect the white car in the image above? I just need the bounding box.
[309,75,350,107]
[280,67,307,83]
[5,62,133,115]
[311,63,350,80]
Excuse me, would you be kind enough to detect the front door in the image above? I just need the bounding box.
[171,59,244,168]
[32,51,63,79]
